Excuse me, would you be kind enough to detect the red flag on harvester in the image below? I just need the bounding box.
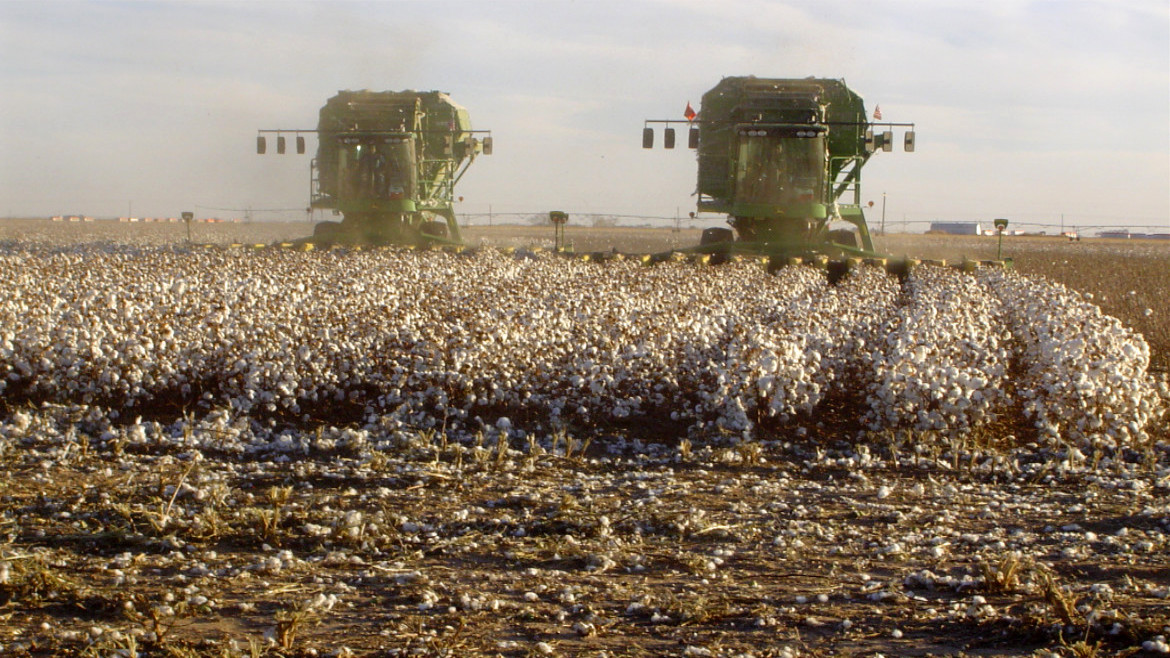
[684,102,697,121]
[873,105,882,120]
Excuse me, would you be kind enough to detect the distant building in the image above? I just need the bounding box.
[928,221,983,235]
[1097,230,1131,239]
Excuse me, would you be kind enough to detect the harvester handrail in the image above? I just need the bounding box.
[642,119,915,129]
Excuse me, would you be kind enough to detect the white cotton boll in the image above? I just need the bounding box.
[1142,638,1170,653]
[572,621,596,636]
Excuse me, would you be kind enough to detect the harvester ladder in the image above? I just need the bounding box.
[829,156,868,206]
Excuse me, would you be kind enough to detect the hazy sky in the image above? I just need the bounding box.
[2,0,1167,232]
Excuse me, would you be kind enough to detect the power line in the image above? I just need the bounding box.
[195,205,306,213]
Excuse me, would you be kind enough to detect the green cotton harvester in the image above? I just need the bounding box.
[257,90,492,246]
[644,76,915,263]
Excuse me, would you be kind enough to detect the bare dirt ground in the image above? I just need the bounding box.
[1,220,1168,657]
[2,415,1168,658]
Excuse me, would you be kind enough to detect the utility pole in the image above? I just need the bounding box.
[881,192,887,236]
[489,204,493,227]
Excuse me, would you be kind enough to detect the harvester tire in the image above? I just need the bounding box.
[828,229,860,250]
[701,227,734,246]
[313,221,341,242]
[420,220,449,238]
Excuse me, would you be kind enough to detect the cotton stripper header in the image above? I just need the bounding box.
[644,76,914,259]
[257,90,492,246]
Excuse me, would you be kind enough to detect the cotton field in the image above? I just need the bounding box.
[0,243,1163,448]
[1,235,1168,657]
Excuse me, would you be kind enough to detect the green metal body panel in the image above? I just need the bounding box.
[310,90,485,246]
[693,76,876,258]
[729,201,829,220]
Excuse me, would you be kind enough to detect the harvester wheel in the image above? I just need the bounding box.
[828,229,860,250]
[700,227,734,246]
[420,220,449,239]
[313,221,341,242]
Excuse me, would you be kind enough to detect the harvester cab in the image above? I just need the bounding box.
[257,90,492,247]
[644,77,914,262]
